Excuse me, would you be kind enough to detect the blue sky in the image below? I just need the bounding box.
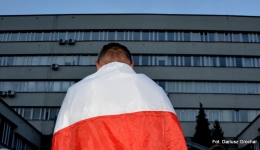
[1,0,260,16]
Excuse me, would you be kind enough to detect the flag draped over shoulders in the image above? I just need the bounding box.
[52,62,187,150]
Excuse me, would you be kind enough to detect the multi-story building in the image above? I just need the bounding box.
[0,14,259,149]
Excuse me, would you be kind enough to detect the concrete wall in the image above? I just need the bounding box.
[0,15,260,31]
[1,66,260,81]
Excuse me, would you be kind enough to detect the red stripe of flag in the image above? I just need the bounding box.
[52,111,187,150]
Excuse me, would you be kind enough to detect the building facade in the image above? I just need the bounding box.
[0,14,260,149]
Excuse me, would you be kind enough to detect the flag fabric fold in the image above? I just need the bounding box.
[52,62,187,150]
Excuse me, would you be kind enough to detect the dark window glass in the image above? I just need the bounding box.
[0,33,3,41]
[211,57,217,66]
[242,34,249,42]
[92,32,99,40]
[218,33,225,42]
[219,57,226,67]
[83,32,90,40]
[200,33,204,41]
[236,57,242,67]
[158,60,165,66]
[158,81,165,90]
[257,33,260,43]
[108,31,115,40]
[184,56,191,66]
[133,31,140,41]
[117,31,124,40]
[208,33,215,42]
[142,56,149,65]
[194,56,200,66]
[24,108,31,120]
[240,110,248,122]
[158,32,165,41]
[11,33,19,41]
[20,33,27,41]
[142,32,149,41]
[233,33,240,42]
[43,32,51,41]
[184,32,190,41]
[50,108,58,120]
[33,108,41,120]
[59,32,66,39]
[167,32,174,41]
[68,32,76,40]
[7,57,14,66]
[35,32,42,41]
[133,56,139,65]
[169,56,174,65]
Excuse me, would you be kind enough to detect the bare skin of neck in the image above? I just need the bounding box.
[95,49,134,70]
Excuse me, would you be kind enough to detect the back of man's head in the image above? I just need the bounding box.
[96,43,133,69]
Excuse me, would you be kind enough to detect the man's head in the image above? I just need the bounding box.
[95,43,134,69]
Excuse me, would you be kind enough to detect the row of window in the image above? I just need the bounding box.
[13,107,59,121]
[1,55,260,68]
[0,31,260,43]
[157,81,260,94]
[0,81,74,92]
[11,107,260,123]
[0,117,35,150]
[1,81,260,94]
[175,109,260,123]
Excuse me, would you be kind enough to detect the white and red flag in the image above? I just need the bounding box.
[52,62,187,150]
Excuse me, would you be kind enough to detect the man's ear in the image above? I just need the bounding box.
[95,61,101,70]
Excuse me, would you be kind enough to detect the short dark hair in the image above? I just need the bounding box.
[97,43,132,63]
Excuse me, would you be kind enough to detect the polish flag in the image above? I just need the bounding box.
[52,62,187,150]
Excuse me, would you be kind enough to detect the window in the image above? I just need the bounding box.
[193,56,200,66]
[133,31,140,41]
[24,108,32,120]
[208,33,215,42]
[158,32,165,41]
[239,110,248,122]
[107,31,115,40]
[83,31,90,40]
[43,32,51,41]
[218,33,225,42]
[192,32,200,41]
[7,57,14,66]
[244,58,252,67]
[219,57,226,67]
[142,56,149,65]
[142,31,149,41]
[167,32,174,41]
[242,33,249,42]
[117,31,124,40]
[35,32,42,41]
[183,32,190,41]
[233,33,240,42]
[184,56,191,66]
[92,31,99,40]
[11,33,19,41]
[236,57,242,67]
[59,32,66,39]
[32,108,41,120]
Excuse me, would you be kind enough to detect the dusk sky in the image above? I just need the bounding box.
[1,0,260,16]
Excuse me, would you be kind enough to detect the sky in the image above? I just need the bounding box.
[0,0,260,16]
